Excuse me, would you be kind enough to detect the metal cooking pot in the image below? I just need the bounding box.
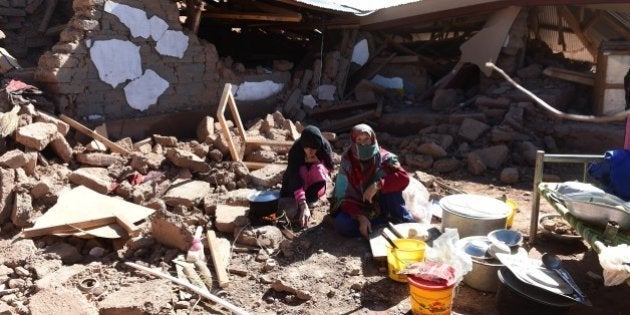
[457,236,503,292]
[466,258,503,292]
[247,190,280,224]
[440,194,510,238]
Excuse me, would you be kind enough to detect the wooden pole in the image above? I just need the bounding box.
[59,114,131,155]
[125,262,250,315]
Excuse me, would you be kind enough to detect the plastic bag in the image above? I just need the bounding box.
[598,244,630,286]
[403,177,431,223]
[423,228,472,283]
[588,149,630,201]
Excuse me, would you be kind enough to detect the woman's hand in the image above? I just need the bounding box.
[298,201,311,227]
[356,214,372,239]
[362,181,380,203]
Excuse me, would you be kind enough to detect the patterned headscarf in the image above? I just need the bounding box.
[350,124,379,161]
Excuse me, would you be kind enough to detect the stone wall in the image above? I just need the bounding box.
[34,0,226,121]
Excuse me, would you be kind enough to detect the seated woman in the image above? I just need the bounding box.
[279,125,334,227]
[332,124,413,238]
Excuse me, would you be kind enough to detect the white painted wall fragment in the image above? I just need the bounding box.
[90,39,142,88]
[155,30,189,58]
[351,39,369,66]
[371,75,404,90]
[105,1,150,39]
[302,94,317,109]
[123,69,169,111]
[233,81,284,101]
[317,85,336,101]
[149,15,169,41]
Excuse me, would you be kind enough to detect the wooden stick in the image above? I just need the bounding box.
[23,216,117,238]
[486,62,630,123]
[59,114,131,155]
[206,230,230,288]
[125,262,250,315]
[387,222,404,239]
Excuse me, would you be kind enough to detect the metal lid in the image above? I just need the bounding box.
[439,194,511,219]
[248,190,280,203]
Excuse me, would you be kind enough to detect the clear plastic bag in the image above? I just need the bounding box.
[403,177,432,223]
[598,244,630,286]
[424,228,473,283]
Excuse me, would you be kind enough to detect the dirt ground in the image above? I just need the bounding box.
[213,165,630,315]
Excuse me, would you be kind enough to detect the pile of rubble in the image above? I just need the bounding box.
[0,88,326,313]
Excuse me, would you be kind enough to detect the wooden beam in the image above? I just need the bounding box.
[59,114,131,156]
[206,230,230,288]
[307,100,377,117]
[542,67,595,86]
[557,5,597,59]
[600,11,630,40]
[203,11,302,22]
[188,0,206,34]
[21,216,140,238]
[125,262,250,315]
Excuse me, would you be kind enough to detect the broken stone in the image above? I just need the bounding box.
[467,152,487,175]
[214,204,248,233]
[68,167,112,195]
[10,191,33,227]
[0,168,16,223]
[75,152,124,167]
[0,149,27,169]
[470,145,509,170]
[98,279,172,314]
[150,210,193,251]
[500,167,519,184]
[433,158,461,173]
[163,180,212,207]
[458,118,490,141]
[249,164,286,188]
[153,134,177,147]
[44,242,82,264]
[15,122,57,150]
[416,142,447,158]
[48,133,73,162]
[271,279,312,301]
[165,148,210,173]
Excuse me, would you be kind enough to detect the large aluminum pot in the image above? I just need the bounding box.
[440,194,510,238]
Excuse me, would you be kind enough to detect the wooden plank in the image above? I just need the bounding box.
[542,67,595,86]
[308,100,377,117]
[22,216,117,238]
[321,108,379,133]
[27,185,154,239]
[60,114,130,156]
[207,230,230,288]
[558,5,597,60]
[203,11,301,22]
[216,84,242,162]
[125,262,249,315]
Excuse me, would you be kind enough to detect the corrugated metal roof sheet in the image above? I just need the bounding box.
[295,0,419,14]
[536,6,594,62]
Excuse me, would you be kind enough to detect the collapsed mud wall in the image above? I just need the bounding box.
[33,0,227,121]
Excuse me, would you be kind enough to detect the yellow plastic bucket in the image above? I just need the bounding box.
[408,274,456,315]
[504,198,517,228]
[386,239,426,283]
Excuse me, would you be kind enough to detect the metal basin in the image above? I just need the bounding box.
[560,192,630,230]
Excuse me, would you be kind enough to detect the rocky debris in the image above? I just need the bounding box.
[98,279,173,314]
[29,287,98,315]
